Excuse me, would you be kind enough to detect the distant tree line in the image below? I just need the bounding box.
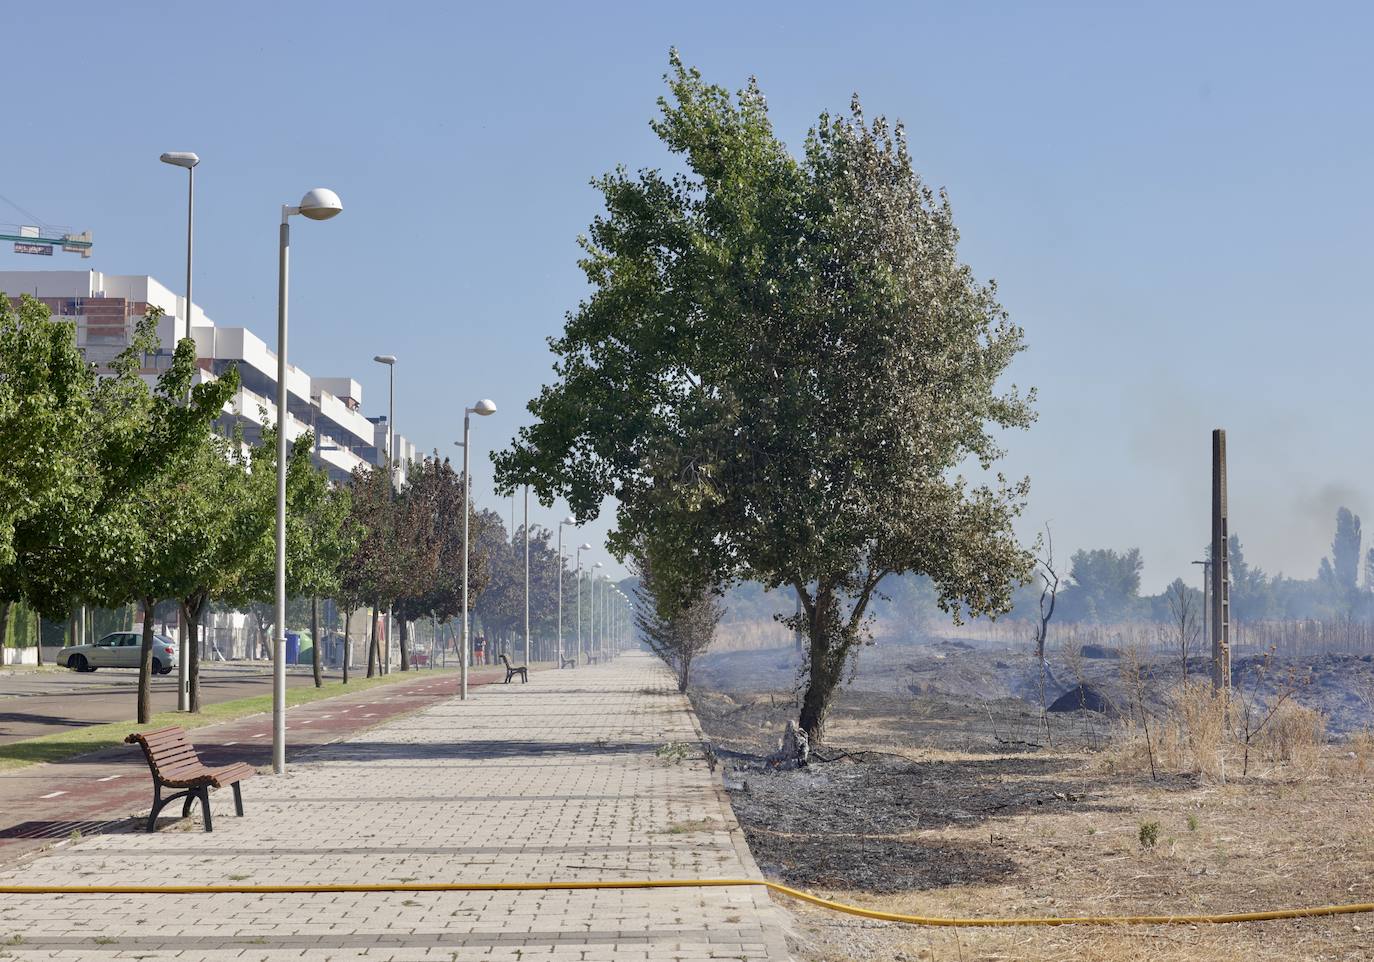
[1001,507,1374,625]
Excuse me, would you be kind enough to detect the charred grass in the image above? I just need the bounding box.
[692,682,1374,961]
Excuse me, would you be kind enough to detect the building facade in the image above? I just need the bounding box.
[1,270,415,482]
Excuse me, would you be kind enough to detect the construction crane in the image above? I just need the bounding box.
[0,192,92,258]
[2,225,92,258]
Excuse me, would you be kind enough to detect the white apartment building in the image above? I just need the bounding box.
[1,270,416,483]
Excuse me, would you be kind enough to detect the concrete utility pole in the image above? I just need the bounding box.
[1210,429,1231,697]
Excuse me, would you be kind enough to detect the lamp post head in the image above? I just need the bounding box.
[593,561,604,569]
[373,354,396,365]
[160,151,200,169]
[297,187,343,221]
[562,516,576,526]
[469,398,497,417]
[580,543,592,552]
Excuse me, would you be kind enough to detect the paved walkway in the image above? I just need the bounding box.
[0,653,793,961]
[0,667,516,863]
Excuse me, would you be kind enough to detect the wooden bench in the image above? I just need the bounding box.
[560,655,577,669]
[124,726,255,833]
[499,653,528,684]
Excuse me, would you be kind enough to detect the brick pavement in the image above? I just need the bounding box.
[0,652,794,961]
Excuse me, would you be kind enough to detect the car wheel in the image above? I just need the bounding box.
[152,658,164,676]
[69,654,88,672]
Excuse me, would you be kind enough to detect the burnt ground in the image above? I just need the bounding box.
[691,638,1374,961]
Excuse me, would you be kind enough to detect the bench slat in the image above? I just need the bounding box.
[141,733,193,750]
[144,740,195,758]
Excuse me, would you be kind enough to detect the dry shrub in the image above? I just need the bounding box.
[1106,681,1228,781]
[1107,685,1330,782]
[1252,701,1324,768]
[1349,731,1374,774]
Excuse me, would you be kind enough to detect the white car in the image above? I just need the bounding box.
[60,631,178,675]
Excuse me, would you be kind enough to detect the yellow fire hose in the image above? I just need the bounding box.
[2,879,1372,927]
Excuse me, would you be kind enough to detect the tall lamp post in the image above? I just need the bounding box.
[373,354,396,673]
[523,486,530,667]
[575,543,591,663]
[557,517,575,666]
[274,187,343,774]
[159,149,199,713]
[456,399,497,700]
[591,562,604,659]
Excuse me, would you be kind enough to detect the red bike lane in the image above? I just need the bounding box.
[0,667,517,865]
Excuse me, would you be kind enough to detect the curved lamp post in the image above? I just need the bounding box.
[159,149,199,712]
[456,398,497,700]
[274,187,342,775]
[373,354,396,673]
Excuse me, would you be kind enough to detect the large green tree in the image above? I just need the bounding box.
[82,312,237,722]
[0,295,93,576]
[391,456,478,670]
[163,434,259,711]
[494,57,1034,743]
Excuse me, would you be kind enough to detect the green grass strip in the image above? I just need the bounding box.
[0,669,453,771]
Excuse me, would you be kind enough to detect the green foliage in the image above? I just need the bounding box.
[632,546,721,691]
[0,295,93,575]
[1057,548,1143,623]
[494,55,1034,741]
[1138,820,1160,849]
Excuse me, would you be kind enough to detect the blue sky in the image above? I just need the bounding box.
[5,1,1372,590]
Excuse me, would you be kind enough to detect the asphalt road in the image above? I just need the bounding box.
[0,663,446,744]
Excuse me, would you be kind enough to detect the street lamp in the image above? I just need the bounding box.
[557,517,575,667]
[273,187,342,775]
[575,543,592,663]
[373,354,396,673]
[160,149,199,713]
[456,398,497,700]
[523,485,530,668]
[592,562,604,659]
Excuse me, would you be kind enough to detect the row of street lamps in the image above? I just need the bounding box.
[157,154,625,775]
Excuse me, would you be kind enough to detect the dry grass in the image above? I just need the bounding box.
[699,684,1374,962]
[1103,682,1329,784]
[780,750,1374,962]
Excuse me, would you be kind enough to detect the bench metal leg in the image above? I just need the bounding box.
[199,786,213,832]
[519,669,528,683]
[232,782,244,817]
[146,783,193,833]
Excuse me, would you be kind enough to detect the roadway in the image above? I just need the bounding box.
[0,663,428,744]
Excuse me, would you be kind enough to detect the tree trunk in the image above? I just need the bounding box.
[311,596,323,688]
[137,597,157,724]
[182,595,206,713]
[342,607,353,684]
[796,588,842,746]
[0,601,11,650]
[399,618,411,671]
[367,605,378,678]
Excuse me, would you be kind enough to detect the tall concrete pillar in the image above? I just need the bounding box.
[1210,429,1231,695]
